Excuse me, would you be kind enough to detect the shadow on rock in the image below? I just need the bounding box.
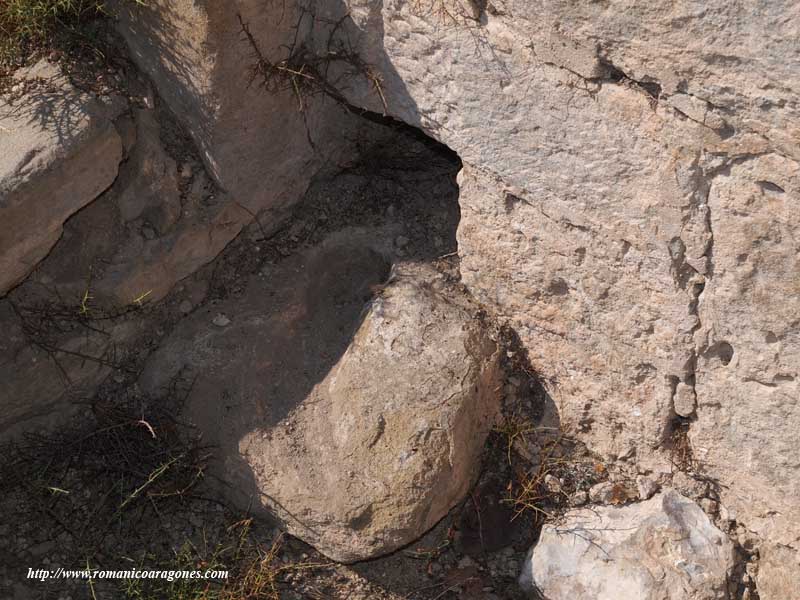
[140,236,502,562]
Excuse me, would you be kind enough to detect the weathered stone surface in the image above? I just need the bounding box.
[4,96,251,308]
[456,153,701,463]
[757,544,799,600]
[0,61,122,295]
[63,0,800,577]
[108,0,399,305]
[520,490,734,600]
[140,241,501,561]
[114,108,181,233]
[691,154,800,549]
[0,99,207,433]
[333,0,800,564]
[113,0,372,219]
[515,1,800,163]
[336,0,717,463]
[94,198,251,305]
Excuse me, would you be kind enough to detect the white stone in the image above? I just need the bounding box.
[520,490,734,600]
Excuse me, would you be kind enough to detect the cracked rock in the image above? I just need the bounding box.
[139,241,501,562]
[0,60,122,295]
[520,490,734,600]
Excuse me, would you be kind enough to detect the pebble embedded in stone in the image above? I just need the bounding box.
[212,313,231,327]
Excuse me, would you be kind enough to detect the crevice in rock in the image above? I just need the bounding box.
[599,59,662,99]
[669,103,736,138]
[664,413,695,471]
[204,118,464,306]
[661,155,719,446]
[755,179,785,193]
[709,504,763,600]
[527,41,665,107]
[664,234,705,430]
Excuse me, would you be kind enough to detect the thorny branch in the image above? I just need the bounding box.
[237,6,387,116]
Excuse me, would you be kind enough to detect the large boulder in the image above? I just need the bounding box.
[0,61,122,295]
[140,240,501,561]
[520,490,734,600]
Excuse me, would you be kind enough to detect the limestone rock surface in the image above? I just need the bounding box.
[0,61,122,295]
[520,490,734,600]
[112,0,375,233]
[140,242,501,562]
[690,155,800,549]
[340,0,713,464]
[333,0,800,559]
[100,0,800,577]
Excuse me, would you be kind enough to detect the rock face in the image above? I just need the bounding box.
[112,0,379,247]
[90,104,252,307]
[4,0,795,582]
[140,242,501,562]
[520,490,734,600]
[8,99,243,308]
[690,154,800,549]
[757,544,800,600]
[107,0,397,308]
[330,0,800,558]
[113,108,181,233]
[0,61,122,295]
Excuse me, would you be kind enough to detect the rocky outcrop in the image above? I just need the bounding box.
[0,61,122,295]
[4,0,794,583]
[0,72,248,436]
[520,490,734,600]
[329,0,800,561]
[140,243,501,561]
[103,0,402,309]
[90,103,251,307]
[13,94,262,309]
[111,0,379,253]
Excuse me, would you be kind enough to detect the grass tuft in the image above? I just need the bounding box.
[0,0,142,69]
